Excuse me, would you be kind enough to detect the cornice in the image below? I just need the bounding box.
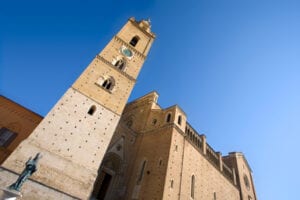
[96,55,136,82]
[129,18,156,39]
[114,36,146,59]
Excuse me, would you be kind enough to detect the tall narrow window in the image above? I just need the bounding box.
[88,105,96,115]
[106,82,112,90]
[214,192,217,200]
[130,36,140,47]
[170,180,174,188]
[137,160,147,184]
[191,175,195,199]
[178,115,182,125]
[159,158,162,166]
[102,80,108,88]
[166,113,171,122]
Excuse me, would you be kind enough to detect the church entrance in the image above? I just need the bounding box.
[94,171,112,200]
[91,153,122,200]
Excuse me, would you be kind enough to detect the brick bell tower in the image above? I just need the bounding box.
[0,18,155,199]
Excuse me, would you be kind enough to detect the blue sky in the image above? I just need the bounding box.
[1,0,300,199]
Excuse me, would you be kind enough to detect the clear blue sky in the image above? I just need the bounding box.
[1,0,300,199]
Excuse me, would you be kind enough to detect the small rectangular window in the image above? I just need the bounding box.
[0,127,17,147]
[214,192,217,200]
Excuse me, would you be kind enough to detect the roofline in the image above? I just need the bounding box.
[0,95,43,119]
[228,152,253,172]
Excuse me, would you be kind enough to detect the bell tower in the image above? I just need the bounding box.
[0,18,155,199]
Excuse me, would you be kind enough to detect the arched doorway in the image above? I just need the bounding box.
[91,153,122,200]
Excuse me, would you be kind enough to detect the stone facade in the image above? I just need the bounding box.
[96,92,257,200]
[0,18,155,199]
[223,153,257,200]
[0,18,257,200]
[0,169,76,200]
[0,92,257,200]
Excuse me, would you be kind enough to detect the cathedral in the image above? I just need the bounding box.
[0,18,257,200]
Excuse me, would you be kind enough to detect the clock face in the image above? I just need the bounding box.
[121,46,133,58]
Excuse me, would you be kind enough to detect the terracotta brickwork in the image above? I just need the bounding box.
[0,96,42,164]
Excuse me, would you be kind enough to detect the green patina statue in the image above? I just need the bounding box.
[9,153,42,191]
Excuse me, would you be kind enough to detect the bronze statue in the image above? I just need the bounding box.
[9,153,42,191]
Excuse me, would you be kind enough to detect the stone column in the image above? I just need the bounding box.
[217,152,223,172]
[232,168,237,185]
[200,135,207,155]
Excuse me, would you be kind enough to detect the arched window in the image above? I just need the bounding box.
[130,36,140,47]
[126,120,133,128]
[114,58,125,70]
[191,175,195,199]
[88,105,96,115]
[166,113,171,123]
[152,119,157,125]
[137,160,147,184]
[101,77,115,91]
[178,115,182,125]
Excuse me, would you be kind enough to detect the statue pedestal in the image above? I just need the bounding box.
[0,187,22,200]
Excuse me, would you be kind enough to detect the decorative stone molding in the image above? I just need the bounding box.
[114,36,146,59]
[96,55,136,82]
